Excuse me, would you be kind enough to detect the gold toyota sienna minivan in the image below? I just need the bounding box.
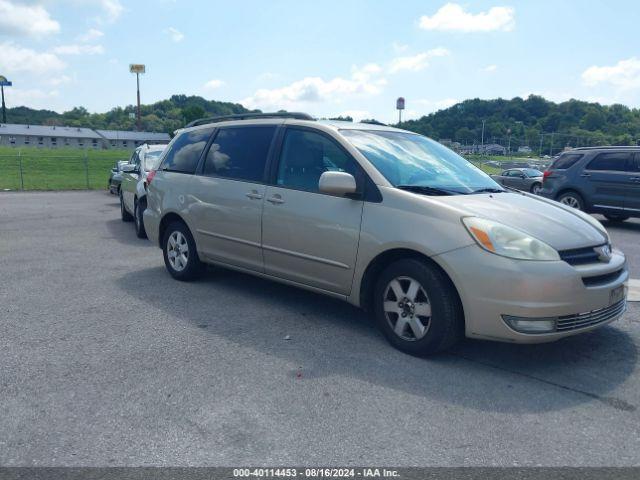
[143,113,628,356]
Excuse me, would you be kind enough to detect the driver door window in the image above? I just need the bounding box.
[276,129,359,193]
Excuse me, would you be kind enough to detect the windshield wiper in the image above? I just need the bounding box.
[396,185,466,196]
[470,187,506,194]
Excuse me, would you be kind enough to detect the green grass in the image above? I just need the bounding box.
[0,146,130,191]
[0,147,543,191]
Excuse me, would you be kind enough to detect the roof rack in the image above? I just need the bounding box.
[570,146,640,151]
[185,112,315,128]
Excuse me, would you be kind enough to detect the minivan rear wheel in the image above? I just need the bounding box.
[557,191,584,210]
[162,221,204,281]
[134,199,147,239]
[120,191,133,222]
[373,259,463,356]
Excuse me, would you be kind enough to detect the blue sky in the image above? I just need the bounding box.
[1,0,639,123]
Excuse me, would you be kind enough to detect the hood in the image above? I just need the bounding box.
[431,192,607,251]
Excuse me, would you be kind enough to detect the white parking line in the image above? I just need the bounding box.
[629,279,640,302]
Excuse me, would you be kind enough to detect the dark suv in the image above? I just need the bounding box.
[539,146,640,222]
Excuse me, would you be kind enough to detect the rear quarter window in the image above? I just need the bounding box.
[552,153,583,170]
[160,128,214,174]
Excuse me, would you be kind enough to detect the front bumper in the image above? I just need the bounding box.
[436,244,628,343]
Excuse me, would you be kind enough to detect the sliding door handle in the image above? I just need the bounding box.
[246,191,263,200]
[267,195,284,204]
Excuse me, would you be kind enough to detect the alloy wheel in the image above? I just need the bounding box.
[383,276,432,341]
[560,196,580,209]
[167,231,189,272]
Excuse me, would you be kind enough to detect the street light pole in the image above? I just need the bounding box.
[0,75,13,124]
[136,72,141,131]
[129,64,146,131]
[1,85,6,124]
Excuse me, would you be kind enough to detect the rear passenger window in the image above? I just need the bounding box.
[586,152,632,172]
[277,129,359,192]
[552,153,582,170]
[203,126,276,182]
[161,128,214,174]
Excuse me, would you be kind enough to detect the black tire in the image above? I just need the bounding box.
[604,214,630,223]
[134,198,147,239]
[373,258,464,356]
[530,182,542,194]
[120,190,133,222]
[557,191,584,210]
[162,221,204,281]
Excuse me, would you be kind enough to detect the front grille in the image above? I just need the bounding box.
[559,245,602,265]
[582,269,624,287]
[556,299,626,332]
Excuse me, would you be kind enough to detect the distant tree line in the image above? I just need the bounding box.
[5,94,640,153]
[398,95,640,154]
[4,95,253,134]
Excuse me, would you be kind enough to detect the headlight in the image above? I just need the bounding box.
[462,217,560,261]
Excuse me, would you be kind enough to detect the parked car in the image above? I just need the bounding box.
[143,113,627,356]
[539,146,640,222]
[108,160,128,194]
[491,168,544,194]
[119,144,167,238]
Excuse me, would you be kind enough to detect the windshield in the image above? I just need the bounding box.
[341,130,501,194]
[143,150,164,171]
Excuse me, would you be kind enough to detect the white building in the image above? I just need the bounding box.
[0,123,170,149]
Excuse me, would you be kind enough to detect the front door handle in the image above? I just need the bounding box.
[246,191,263,200]
[580,173,591,177]
[267,194,284,204]
[630,177,640,183]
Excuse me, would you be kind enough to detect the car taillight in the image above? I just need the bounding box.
[542,170,552,182]
[146,169,157,185]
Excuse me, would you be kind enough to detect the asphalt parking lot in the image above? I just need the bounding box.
[1,190,640,466]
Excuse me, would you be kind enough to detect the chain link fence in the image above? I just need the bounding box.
[0,151,126,191]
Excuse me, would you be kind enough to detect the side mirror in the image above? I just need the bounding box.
[318,171,357,197]
[121,164,137,173]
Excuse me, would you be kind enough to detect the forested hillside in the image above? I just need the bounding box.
[5,95,253,134]
[6,94,640,153]
[398,95,640,153]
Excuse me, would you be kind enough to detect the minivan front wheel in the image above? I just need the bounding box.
[162,221,204,281]
[373,259,463,356]
[557,191,584,210]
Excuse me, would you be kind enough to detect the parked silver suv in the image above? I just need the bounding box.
[144,113,628,355]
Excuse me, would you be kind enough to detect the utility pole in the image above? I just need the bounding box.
[539,134,544,157]
[481,119,485,155]
[549,132,555,157]
[129,64,146,131]
[0,75,13,124]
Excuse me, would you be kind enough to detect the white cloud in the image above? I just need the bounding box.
[388,48,449,74]
[52,44,105,55]
[77,28,104,42]
[242,63,386,111]
[99,0,123,22]
[582,57,640,89]
[203,79,225,90]
[47,75,72,86]
[392,42,409,53]
[419,3,515,32]
[0,42,65,75]
[165,27,184,43]
[481,64,497,73]
[0,0,60,36]
[4,88,60,109]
